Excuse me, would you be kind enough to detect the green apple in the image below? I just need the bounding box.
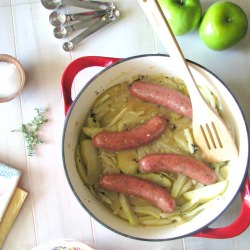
[199,2,248,50]
[158,0,202,36]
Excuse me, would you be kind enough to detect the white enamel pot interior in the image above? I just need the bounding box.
[62,54,249,240]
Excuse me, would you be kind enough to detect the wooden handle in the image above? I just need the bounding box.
[137,0,203,102]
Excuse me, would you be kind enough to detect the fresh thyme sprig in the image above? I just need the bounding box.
[12,108,48,156]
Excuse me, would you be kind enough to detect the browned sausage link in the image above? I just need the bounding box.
[129,81,192,119]
[139,154,217,185]
[93,115,167,151]
[99,173,176,213]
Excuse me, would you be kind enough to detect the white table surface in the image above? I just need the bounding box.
[0,0,250,249]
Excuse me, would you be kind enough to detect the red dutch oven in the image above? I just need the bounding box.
[62,55,250,240]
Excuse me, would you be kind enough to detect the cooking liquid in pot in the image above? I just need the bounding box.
[75,74,229,226]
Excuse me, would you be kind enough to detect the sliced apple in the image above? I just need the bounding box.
[183,180,228,203]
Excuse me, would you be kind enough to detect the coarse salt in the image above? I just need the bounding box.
[0,62,21,99]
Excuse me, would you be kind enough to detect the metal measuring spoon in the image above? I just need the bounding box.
[41,0,110,10]
[63,9,120,51]
[49,9,107,26]
[53,16,100,39]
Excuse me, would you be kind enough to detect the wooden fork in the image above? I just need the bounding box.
[138,0,238,162]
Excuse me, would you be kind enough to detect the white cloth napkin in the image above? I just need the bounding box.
[0,163,21,223]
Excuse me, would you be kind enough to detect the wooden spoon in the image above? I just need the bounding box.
[137,0,238,162]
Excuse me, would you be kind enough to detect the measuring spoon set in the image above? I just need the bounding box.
[41,0,120,51]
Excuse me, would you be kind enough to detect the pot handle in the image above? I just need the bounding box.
[61,56,121,115]
[194,176,250,239]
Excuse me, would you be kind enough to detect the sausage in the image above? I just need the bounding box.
[93,115,167,151]
[99,173,176,213]
[129,81,192,119]
[139,154,217,185]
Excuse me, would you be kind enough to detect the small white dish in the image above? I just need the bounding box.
[0,54,25,103]
[32,239,96,250]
